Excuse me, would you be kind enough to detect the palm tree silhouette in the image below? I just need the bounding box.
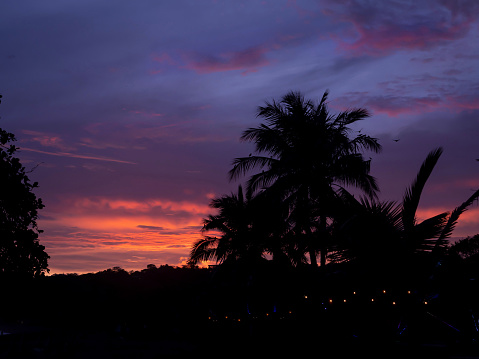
[188,185,284,266]
[229,91,381,267]
[333,147,479,282]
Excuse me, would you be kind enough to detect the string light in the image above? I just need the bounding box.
[207,286,431,323]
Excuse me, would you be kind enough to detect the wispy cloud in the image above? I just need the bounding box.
[137,225,165,231]
[20,147,137,164]
[181,46,272,75]
[22,130,74,151]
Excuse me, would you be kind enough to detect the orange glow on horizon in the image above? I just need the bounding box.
[417,206,479,226]
[38,195,216,273]
[40,196,479,274]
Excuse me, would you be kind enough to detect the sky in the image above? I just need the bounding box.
[1,0,478,274]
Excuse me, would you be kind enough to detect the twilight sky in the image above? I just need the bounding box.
[1,0,478,274]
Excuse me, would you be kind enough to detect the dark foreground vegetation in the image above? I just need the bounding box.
[1,250,479,358]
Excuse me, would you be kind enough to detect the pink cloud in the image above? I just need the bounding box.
[366,95,444,117]
[445,95,479,111]
[416,206,479,238]
[182,46,272,75]
[150,52,177,74]
[66,197,211,217]
[339,24,465,56]
[22,130,73,151]
[152,53,175,65]
[324,0,479,56]
[122,108,164,118]
[333,90,479,117]
[332,93,444,117]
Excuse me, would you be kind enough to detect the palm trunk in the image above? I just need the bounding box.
[320,248,327,267]
[306,226,318,268]
[309,248,318,267]
[319,214,327,267]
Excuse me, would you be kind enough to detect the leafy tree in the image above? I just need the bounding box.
[449,234,479,260]
[229,91,381,267]
[0,95,49,277]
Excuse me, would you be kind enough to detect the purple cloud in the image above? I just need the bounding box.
[324,0,479,56]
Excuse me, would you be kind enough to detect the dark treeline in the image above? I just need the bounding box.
[1,265,210,332]
[1,243,479,357]
[0,265,215,358]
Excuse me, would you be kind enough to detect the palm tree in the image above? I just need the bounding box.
[333,147,479,281]
[188,185,286,266]
[229,91,381,267]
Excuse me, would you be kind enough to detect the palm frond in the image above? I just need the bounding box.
[436,188,479,247]
[228,156,276,181]
[333,153,379,199]
[349,134,382,153]
[402,147,443,232]
[257,100,287,125]
[412,212,449,250]
[246,168,280,196]
[188,236,218,265]
[333,108,371,127]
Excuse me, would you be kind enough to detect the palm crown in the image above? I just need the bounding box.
[229,91,382,266]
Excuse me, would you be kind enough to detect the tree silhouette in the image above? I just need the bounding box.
[229,91,381,267]
[0,96,49,277]
[188,185,277,266]
[333,147,479,282]
[449,234,479,260]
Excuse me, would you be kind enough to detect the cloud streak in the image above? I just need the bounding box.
[20,147,137,165]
